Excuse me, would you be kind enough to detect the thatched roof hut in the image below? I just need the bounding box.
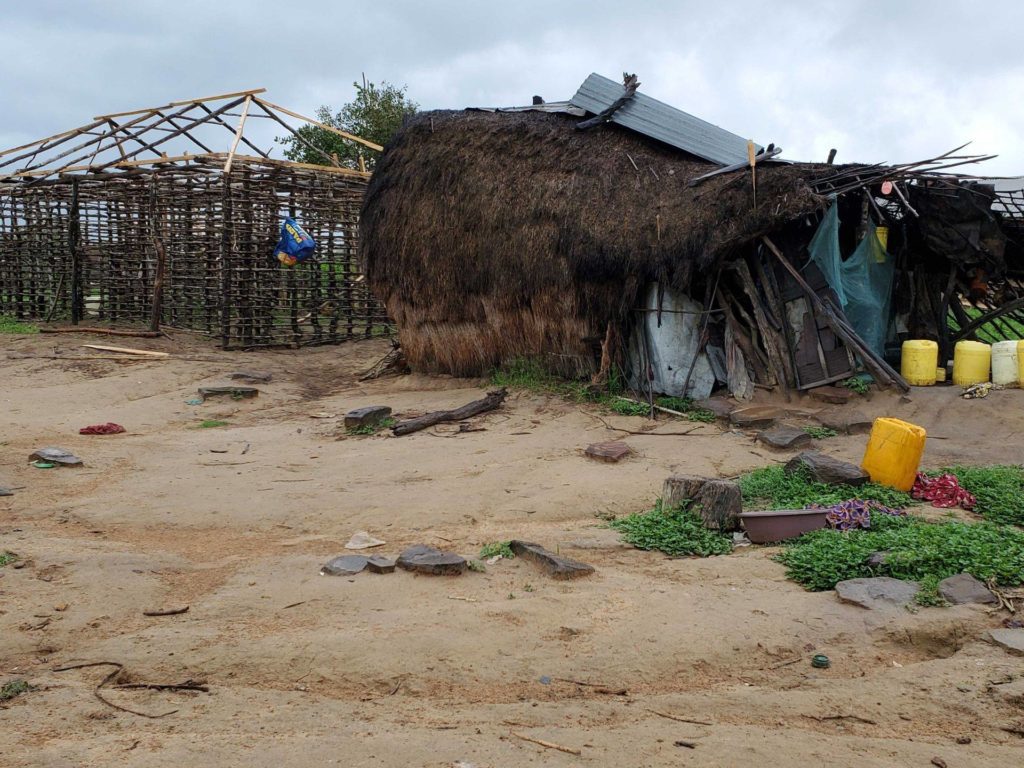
[362,108,828,377]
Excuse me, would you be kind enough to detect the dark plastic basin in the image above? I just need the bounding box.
[740,509,828,543]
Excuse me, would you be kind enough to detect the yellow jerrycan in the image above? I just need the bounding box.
[861,417,927,492]
[952,340,990,386]
[900,340,938,386]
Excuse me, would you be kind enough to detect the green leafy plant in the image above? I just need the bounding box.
[0,316,39,334]
[346,417,396,436]
[804,426,838,440]
[739,465,912,510]
[939,465,1024,526]
[656,396,716,422]
[840,377,870,395]
[776,513,1024,604]
[466,560,486,573]
[523,583,534,593]
[0,551,17,567]
[0,680,31,702]
[609,399,650,416]
[479,541,515,560]
[197,420,229,429]
[610,500,733,557]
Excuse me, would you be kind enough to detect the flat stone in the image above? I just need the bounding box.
[509,540,595,580]
[938,573,997,605]
[584,441,631,463]
[29,447,82,466]
[320,555,369,576]
[662,475,742,531]
[785,450,868,486]
[757,425,812,451]
[366,555,396,574]
[729,405,786,429]
[396,545,466,575]
[344,406,393,430]
[835,577,920,609]
[867,551,890,567]
[198,386,258,400]
[809,386,855,405]
[695,398,734,420]
[345,531,386,550]
[816,408,873,435]
[229,370,273,384]
[0,487,13,497]
[989,628,1024,655]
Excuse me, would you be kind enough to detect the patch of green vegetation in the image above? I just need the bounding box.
[739,465,912,510]
[804,426,838,440]
[610,500,733,557]
[466,560,486,573]
[840,376,870,395]
[776,513,1024,604]
[656,396,716,423]
[0,551,17,567]
[941,465,1024,526]
[0,316,39,334]
[346,417,396,436]
[0,679,32,702]
[197,420,229,429]
[609,399,650,416]
[479,541,515,560]
[914,574,949,607]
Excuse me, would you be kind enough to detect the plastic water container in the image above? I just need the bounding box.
[900,340,939,386]
[1018,341,1024,387]
[861,417,927,492]
[952,340,991,386]
[935,367,947,383]
[992,340,1020,387]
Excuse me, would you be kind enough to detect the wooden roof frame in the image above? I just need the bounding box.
[0,87,379,184]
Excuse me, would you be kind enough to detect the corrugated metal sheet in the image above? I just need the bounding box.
[469,101,586,116]
[569,73,758,166]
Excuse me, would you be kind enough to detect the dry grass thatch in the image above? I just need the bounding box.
[361,109,834,376]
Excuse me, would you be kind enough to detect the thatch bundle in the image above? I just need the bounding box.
[361,109,829,376]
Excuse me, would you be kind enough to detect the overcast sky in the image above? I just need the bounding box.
[3,0,1022,175]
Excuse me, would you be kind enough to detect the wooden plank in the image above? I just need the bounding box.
[223,96,252,173]
[168,87,266,107]
[255,98,383,152]
[82,344,169,358]
[0,123,99,159]
[7,152,202,178]
[252,99,342,168]
[94,103,174,120]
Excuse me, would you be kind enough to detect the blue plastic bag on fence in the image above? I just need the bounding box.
[275,218,316,267]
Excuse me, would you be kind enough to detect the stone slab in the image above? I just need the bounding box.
[320,555,368,576]
[694,398,734,420]
[729,406,786,429]
[29,447,82,466]
[396,545,466,575]
[757,425,812,451]
[366,556,396,574]
[809,386,856,405]
[198,386,259,400]
[836,577,920,609]
[509,540,595,580]
[989,628,1024,655]
[229,370,273,384]
[344,406,393,430]
[938,573,997,605]
[785,450,868,486]
[584,441,631,463]
[816,408,873,435]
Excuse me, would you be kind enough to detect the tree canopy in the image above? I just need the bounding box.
[277,80,418,170]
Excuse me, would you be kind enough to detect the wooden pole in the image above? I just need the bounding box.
[223,96,252,174]
[69,178,82,325]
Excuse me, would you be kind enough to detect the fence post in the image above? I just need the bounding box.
[69,178,82,325]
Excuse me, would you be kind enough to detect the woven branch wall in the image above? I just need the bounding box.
[0,158,389,348]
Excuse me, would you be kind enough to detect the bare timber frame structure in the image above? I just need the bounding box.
[0,88,390,348]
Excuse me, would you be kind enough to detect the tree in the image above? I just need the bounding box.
[277,79,418,171]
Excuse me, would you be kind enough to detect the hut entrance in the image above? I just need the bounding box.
[0,89,391,348]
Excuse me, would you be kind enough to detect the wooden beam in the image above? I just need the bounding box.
[255,97,383,152]
[223,96,252,173]
[252,99,342,168]
[195,102,270,158]
[0,122,103,160]
[168,87,266,107]
[93,103,174,120]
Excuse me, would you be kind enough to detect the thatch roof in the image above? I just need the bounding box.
[361,109,832,376]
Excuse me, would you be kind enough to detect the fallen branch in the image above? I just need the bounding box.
[53,661,178,719]
[647,709,713,726]
[40,327,162,338]
[553,677,627,695]
[113,680,208,693]
[512,732,582,756]
[803,713,877,725]
[142,606,189,617]
[82,344,169,358]
[392,389,507,436]
[590,412,713,437]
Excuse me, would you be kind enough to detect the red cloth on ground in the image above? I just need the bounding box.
[79,423,125,435]
[911,472,976,510]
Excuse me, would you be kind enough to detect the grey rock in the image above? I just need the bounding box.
[509,540,595,580]
[366,555,396,574]
[989,628,1024,655]
[757,425,812,451]
[397,545,466,575]
[29,447,82,466]
[730,406,786,429]
[320,555,369,576]
[836,577,920,609]
[695,398,734,420]
[867,551,890,567]
[344,406,393,430]
[810,386,856,405]
[229,370,273,384]
[662,475,742,531]
[785,450,869,486]
[938,573,997,605]
[0,487,13,497]
[198,386,258,400]
[816,408,872,435]
[584,441,631,463]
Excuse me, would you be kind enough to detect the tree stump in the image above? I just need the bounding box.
[662,475,742,531]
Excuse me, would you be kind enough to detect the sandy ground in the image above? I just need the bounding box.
[1,332,1023,767]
